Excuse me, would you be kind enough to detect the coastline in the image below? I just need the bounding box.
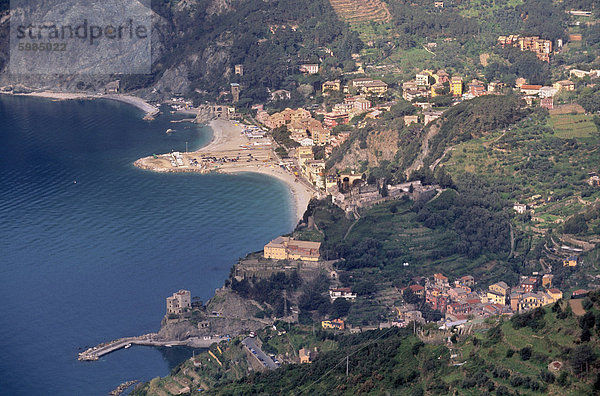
[1,90,313,221]
[0,89,159,119]
[136,118,317,224]
[220,165,313,225]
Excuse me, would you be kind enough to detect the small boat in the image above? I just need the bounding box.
[124,343,132,349]
[166,128,175,134]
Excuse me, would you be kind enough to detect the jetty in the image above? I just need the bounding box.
[78,333,227,361]
[109,380,138,396]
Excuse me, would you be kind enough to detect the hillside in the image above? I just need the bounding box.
[0,0,363,103]
[133,297,600,395]
[328,95,531,183]
[321,93,599,313]
[329,0,392,24]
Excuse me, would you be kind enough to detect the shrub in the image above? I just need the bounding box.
[510,375,524,387]
[557,371,569,386]
[520,346,532,361]
[539,370,555,384]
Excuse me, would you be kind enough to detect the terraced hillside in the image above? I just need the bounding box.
[329,0,392,23]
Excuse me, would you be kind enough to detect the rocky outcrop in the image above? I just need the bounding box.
[157,321,200,341]
[0,0,231,101]
[207,288,264,320]
[334,127,400,170]
[152,63,191,96]
[157,288,271,341]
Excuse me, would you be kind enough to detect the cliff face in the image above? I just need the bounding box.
[334,127,400,171]
[0,0,234,100]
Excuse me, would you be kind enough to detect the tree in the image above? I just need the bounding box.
[354,280,377,296]
[403,288,422,304]
[331,298,351,318]
[520,346,533,361]
[569,344,597,376]
[564,213,588,234]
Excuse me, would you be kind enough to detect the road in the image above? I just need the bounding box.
[242,337,279,370]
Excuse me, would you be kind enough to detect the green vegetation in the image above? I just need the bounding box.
[424,95,530,167]
[122,0,363,102]
[443,107,600,232]
[548,113,599,138]
[297,176,517,291]
[231,271,301,317]
[484,48,552,86]
[138,297,600,395]
[271,127,300,149]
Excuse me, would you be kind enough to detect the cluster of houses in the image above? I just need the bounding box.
[396,272,567,325]
[327,176,438,213]
[249,54,596,194]
[256,108,331,146]
[401,69,501,102]
[401,66,592,113]
[516,78,577,109]
[321,319,345,330]
[168,96,194,111]
[497,35,553,62]
[295,146,327,189]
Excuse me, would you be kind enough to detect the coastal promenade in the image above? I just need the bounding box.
[78,333,228,361]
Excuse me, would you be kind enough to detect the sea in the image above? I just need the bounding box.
[0,95,296,395]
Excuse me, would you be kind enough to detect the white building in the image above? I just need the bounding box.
[300,138,314,146]
[513,203,527,214]
[539,86,558,98]
[416,72,431,86]
[329,288,357,302]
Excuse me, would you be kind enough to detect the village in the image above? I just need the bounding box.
[132,25,600,225]
[127,16,600,343]
[146,35,599,333]
[159,226,588,341]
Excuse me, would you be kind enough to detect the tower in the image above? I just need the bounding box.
[230,83,240,103]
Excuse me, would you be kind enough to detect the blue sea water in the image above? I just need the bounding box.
[0,95,295,395]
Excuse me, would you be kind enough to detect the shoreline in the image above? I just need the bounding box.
[136,118,317,224]
[2,90,313,221]
[220,166,313,225]
[0,89,159,119]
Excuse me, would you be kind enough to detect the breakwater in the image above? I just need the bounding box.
[78,334,227,361]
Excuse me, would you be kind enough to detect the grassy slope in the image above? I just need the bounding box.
[442,109,600,234]
[342,199,512,285]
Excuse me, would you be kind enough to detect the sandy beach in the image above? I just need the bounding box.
[1,90,159,118]
[201,119,248,152]
[203,120,315,222]
[136,118,316,223]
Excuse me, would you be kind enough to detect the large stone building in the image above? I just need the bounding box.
[166,290,191,315]
[264,237,321,261]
